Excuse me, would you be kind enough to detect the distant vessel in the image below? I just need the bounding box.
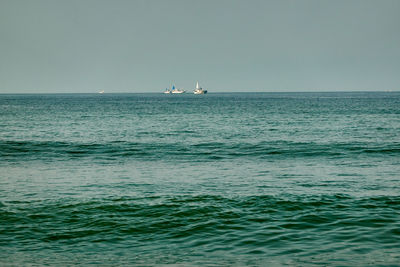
[164,88,172,94]
[193,82,207,94]
[98,90,105,94]
[171,85,185,94]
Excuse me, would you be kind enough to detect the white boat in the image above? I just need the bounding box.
[164,88,172,94]
[98,90,104,94]
[171,85,185,94]
[193,82,207,94]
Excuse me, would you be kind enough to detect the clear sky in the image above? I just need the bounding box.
[1,0,399,93]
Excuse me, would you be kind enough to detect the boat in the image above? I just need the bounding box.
[171,85,186,94]
[164,88,172,94]
[98,90,104,94]
[193,82,207,94]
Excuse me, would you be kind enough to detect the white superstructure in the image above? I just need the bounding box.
[171,85,186,94]
[193,82,207,94]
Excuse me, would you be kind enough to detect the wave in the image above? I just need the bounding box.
[1,140,399,162]
[1,194,399,255]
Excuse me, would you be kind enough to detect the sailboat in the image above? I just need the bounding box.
[171,85,185,94]
[193,81,207,94]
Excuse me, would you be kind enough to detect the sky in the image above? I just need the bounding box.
[0,0,399,93]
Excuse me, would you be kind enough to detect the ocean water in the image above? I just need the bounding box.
[1,92,399,266]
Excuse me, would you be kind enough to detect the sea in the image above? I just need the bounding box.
[1,92,399,266]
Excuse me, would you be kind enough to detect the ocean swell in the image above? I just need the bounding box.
[1,140,399,162]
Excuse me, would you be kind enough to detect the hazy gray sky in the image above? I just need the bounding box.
[1,0,399,93]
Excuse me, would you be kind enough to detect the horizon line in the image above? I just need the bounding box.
[0,90,399,95]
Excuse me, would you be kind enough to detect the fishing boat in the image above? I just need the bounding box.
[193,82,207,94]
[98,90,105,94]
[164,88,172,94]
[171,85,185,94]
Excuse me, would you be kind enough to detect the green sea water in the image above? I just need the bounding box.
[1,92,399,266]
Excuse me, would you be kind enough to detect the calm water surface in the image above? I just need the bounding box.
[1,92,400,266]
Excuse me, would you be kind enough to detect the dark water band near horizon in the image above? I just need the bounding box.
[1,92,399,266]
